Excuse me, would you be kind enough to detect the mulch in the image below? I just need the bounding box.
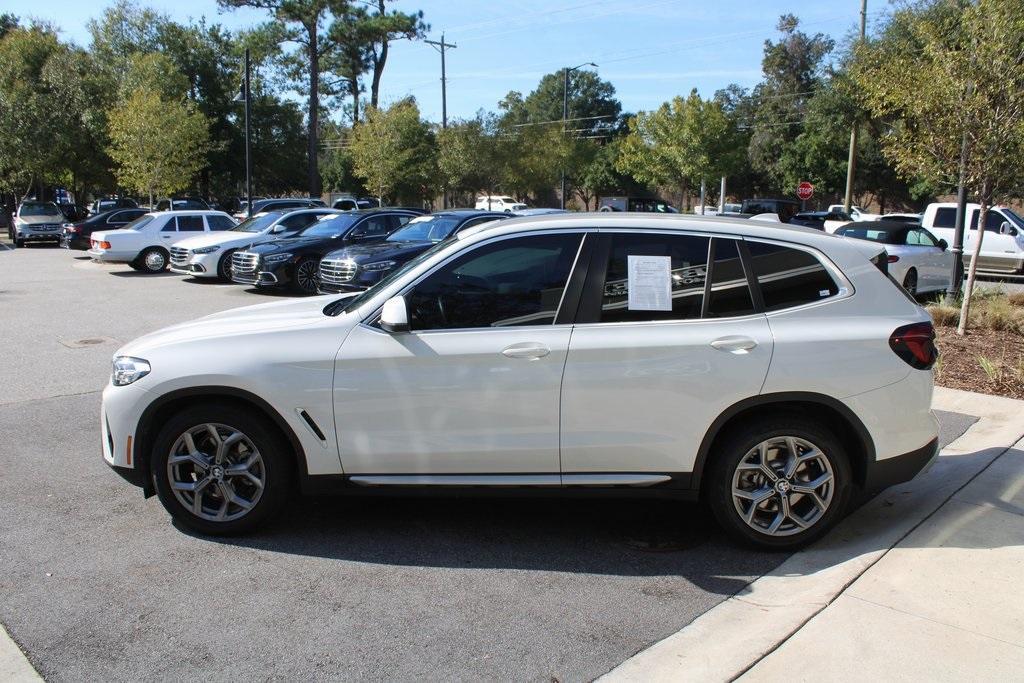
[934,326,1024,400]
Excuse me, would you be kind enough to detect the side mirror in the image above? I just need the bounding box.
[1000,221,1015,235]
[379,295,409,333]
[938,239,948,250]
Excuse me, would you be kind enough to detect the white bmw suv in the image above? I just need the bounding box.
[101,214,939,549]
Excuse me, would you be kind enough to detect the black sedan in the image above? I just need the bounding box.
[231,208,425,294]
[318,210,509,294]
[61,208,148,250]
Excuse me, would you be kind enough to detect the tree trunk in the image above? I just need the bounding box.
[370,0,387,108]
[957,185,989,336]
[350,77,360,125]
[307,22,322,199]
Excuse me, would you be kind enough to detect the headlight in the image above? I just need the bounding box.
[112,356,151,386]
[263,252,294,263]
[362,260,396,272]
[192,245,220,254]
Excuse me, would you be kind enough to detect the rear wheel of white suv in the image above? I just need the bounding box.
[150,404,291,534]
[706,416,852,550]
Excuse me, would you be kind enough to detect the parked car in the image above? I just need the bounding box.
[475,195,528,212]
[332,196,381,211]
[170,208,340,280]
[599,196,678,213]
[835,221,954,295]
[102,213,939,550]
[881,213,922,223]
[233,197,326,221]
[511,208,570,217]
[61,208,148,250]
[11,200,66,247]
[155,197,210,212]
[58,203,90,222]
[89,210,237,273]
[318,210,509,293]
[921,202,1024,274]
[789,210,853,232]
[90,197,139,215]
[827,204,881,222]
[741,198,800,223]
[231,208,424,294]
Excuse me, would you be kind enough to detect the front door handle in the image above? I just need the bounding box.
[710,336,758,354]
[502,342,550,360]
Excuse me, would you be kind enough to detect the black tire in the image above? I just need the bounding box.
[150,403,292,535]
[291,257,319,295]
[903,268,918,296]
[135,247,169,273]
[216,249,236,281]
[705,415,852,550]
[14,238,24,247]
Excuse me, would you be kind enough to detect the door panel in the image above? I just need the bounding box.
[334,324,570,474]
[560,317,773,473]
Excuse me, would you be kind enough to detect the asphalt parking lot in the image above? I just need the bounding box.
[0,242,978,681]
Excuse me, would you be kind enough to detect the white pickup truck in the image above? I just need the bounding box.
[828,204,880,222]
[922,202,1024,275]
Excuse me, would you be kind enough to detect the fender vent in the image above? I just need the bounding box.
[297,409,327,441]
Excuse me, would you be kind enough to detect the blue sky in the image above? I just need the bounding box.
[7,0,877,121]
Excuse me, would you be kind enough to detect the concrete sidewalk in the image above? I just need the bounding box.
[604,387,1024,682]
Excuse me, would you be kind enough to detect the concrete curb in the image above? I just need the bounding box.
[599,387,1024,683]
[0,624,42,682]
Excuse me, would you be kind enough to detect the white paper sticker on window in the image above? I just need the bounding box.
[627,255,672,311]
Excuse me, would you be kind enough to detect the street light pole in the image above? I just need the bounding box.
[561,62,597,210]
[244,48,252,219]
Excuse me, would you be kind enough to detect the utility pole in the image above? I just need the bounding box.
[719,176,727,213]
[235,49,253,218]
[843,0,868,213]
[561,62,597,210]
[426,34,456,208]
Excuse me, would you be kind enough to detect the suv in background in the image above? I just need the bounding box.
[155,197,210,212]
[475,196,527,212]
[598,196,678,213]
[234,197,326,221]
[102,213,939,549]
[90,197,138,215]
[741,198,800,223]
[231,208,424,294]
[11,200,66,247]
[332,196,381,211]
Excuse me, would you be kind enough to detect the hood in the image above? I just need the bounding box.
[246,236,326,254]
[174,231,265,250]
[19,214,65,225]
[326,240,432,263]
[118,295,352,356]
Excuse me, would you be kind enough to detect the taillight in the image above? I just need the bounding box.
[887,255,899,263]
[890,322,938,369]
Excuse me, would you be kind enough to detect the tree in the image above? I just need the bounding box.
[107,85,211,205]
[852,0,1024,333]
[573,139,645,209]
[349,98,436,205]
[617,90,745,210]
[436,115,503,204]
[748,15,834,191]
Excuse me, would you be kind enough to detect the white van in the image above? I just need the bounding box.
[475,196,527,212]
[922,203,1024,274]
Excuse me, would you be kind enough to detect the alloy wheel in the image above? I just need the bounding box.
[730,436,835,537]
[145,250,166,271]
[167,423,266,522]
[296,259,318,293]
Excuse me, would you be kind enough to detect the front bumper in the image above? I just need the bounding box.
[232,261,289,288]
[862,437,939,491]
[17,228,61,242]
[170,251,218,277]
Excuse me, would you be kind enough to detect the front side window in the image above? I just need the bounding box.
[746,241,839,312]
[600,233,709,323]
[405,233,583,330]
[905,228,938,247]
[207,215,236,230]
[352,215,393,238]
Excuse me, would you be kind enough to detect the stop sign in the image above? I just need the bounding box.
[797,181,814,201]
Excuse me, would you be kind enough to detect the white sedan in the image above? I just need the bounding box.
[89,210,237,273]
[835,221,955,295]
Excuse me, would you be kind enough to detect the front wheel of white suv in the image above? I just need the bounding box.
[150,404,292,534]
[706,416,852,550]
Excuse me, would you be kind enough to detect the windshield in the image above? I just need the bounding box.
[124,215,156,231]
[836,227,904,245]
[21,202,62,217]
[325,240,451,316]
[232,212,283,233]
[387,215,461,243]
[299,213,359,238]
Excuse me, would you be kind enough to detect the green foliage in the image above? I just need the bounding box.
[349,98,436,204]
[107,89,211,202]
[436,115,503,200]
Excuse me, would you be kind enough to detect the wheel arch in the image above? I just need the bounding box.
[693,392,876,494]
[132,386,308,497]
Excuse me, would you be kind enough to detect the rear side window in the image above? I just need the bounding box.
[206,215,236,230]
[600,233,709,323]
[706,239,755,318]
[746,241,839,312]
[177,215,205,231]
[932,207,956,228]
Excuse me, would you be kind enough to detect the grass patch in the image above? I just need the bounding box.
[926,291,1024,335]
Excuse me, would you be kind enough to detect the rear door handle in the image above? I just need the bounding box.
[710,336,758,354]
[502,342,550,360]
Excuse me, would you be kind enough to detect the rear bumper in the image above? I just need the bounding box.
[862,437,939,491]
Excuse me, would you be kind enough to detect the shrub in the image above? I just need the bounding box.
[927,304,960,327]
